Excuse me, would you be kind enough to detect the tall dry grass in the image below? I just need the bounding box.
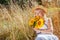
[0,4,36,40]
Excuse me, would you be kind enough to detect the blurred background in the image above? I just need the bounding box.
[0,0,60,40]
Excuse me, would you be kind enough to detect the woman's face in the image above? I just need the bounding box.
[34,10,44,17]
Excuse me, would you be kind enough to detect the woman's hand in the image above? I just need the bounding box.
[33,28,41,33]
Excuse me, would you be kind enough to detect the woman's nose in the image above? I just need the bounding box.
[35,13,39,16]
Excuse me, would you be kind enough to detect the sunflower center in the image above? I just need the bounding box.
[38,21,41,25]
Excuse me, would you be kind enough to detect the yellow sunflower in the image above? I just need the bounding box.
[34,16,40,21]
[35,18,44,29]
[29,18,35,26]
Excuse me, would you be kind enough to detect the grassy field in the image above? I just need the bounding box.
[0,4,36,40]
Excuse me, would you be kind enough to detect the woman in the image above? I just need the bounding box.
[33,6,59,40]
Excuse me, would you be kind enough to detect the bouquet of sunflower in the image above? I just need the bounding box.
[29,16,44,29]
